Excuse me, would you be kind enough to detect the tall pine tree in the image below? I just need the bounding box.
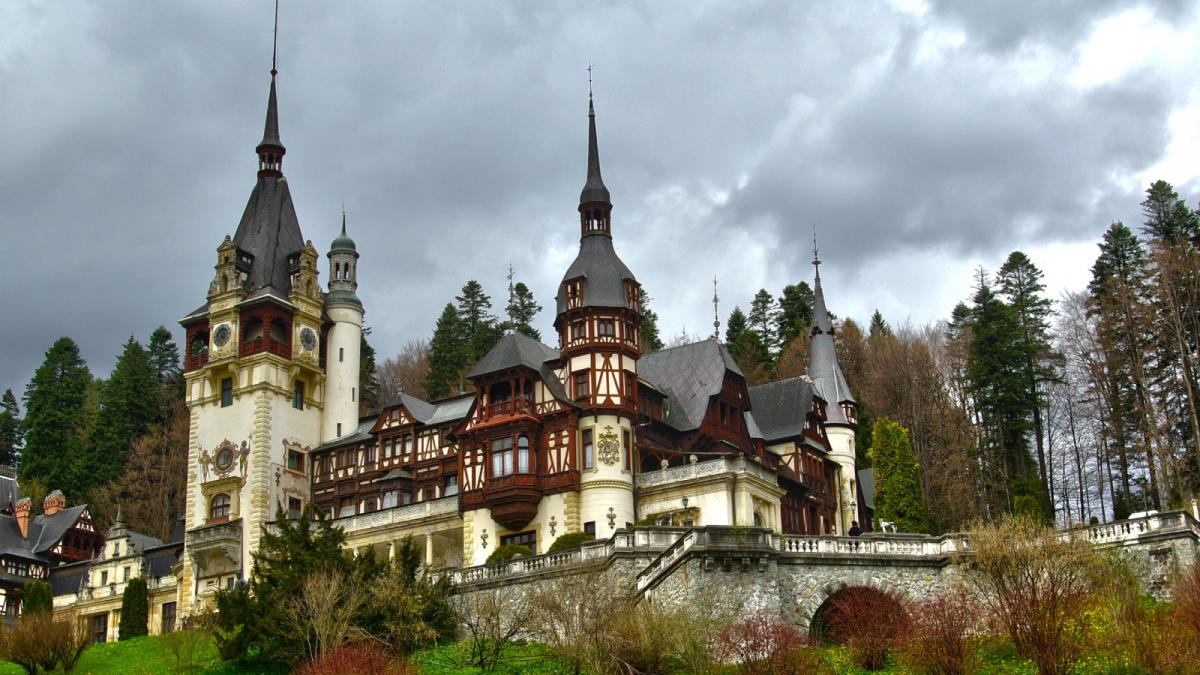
[0,390,21,467]
[456,280,502,362]
[724,306,748,350]
[146,326,184,411]
[638,288,664,352]
[505,282,543,340]
[425,303,466,399]
[773,282,814,353]
[360,329,381,414]
[747,289,777,355]
[90,338,161,487]
[21,337,93,496]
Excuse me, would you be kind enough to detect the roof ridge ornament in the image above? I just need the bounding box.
[579,63,612,232]
[257,0,285,178]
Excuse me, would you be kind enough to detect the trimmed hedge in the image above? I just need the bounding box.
[485,544,533,565]
[546,532,593,554]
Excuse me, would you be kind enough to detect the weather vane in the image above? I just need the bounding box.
[271,0,280,77]
[587,63,594,97]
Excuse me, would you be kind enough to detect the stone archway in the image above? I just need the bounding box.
[807,583,907,645]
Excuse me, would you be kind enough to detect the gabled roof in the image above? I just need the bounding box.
[313,416,377,453]
[426,394,476,425]
[0,477,19,512]
[31,504,90,554]
[747,377,815,443]
[467,333,573,404]
[388,393,437,424]
[638,339,743,432]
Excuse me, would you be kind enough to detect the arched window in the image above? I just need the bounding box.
[210,494,231,520]
[517,435,531,474]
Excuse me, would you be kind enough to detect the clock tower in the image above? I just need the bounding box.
[178,68,329,613]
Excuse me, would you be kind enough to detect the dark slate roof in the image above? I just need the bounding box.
[556,234,638,314]
[330,214,356,253]
[395,393,437,424]
[128,531,164,554]
[748,377,815,443]
[808,268,854,421]
[231,177,304,297]
[31,505,89,554]
[466,333,573,404]
[50,561,88,596]
[638,339,743,432]
[313,416,377,453]
[145,544,181,579]
[426,394,476,425]
[858,468,875,511]
[579,95,611,206]
[257,76,283,151]
[0,477,19,512]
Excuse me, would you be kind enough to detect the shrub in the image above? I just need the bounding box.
[359,543,458,655]
[608,597,727,674]
[546,531,593,554]
[896,588,980,675]
[160,628,215,675]
[822,586,909,670]
[714,612,810,675]
[50,612,90,673]
[1174,562,1200,637]
[119,577,149,640]
[485,543,533,564]
[527,569,634,673]
[962,515,1102,675]
[296,642,414,675]
[6,612,61,674]
[455,586,533,672]
[20,581,52,615]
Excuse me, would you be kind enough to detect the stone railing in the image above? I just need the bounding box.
[638,456,777,488]
[332,496,459,534]
[775,533,966,557]
[444,526,691,586]
[185,518,242,547]
[1077,510,1200,546]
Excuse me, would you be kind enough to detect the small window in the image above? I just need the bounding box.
[337,422,342,437]
[101,570,109,585]
[517,435,531,474]
[500,530,537,550]
[364,444,375,464]
[123,566,130,581]
[287,449,304,472]
[491,437,514,477]
[339,347,344,362]
[597,319,615,337]
[623,430,632,471]
[444,475,459,496]
[293,381,305,410]
[584,521,596,536]
[352,387,356,402]
[113,543,120,558]
[210,493,231,520]
[574,371,590,400]
[382,490,398,508]
[582,429,594,469]
[570,321,585,341]
[161,602,177,634]
[220,378,233,407]
[287,497,303,520]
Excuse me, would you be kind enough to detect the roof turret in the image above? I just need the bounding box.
[807,248,855,421]
[579,94,611,207]
[330,211,357,253]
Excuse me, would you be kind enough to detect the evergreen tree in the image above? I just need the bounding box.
[748,289,777,353]
[146,326,183,408]
[90,338,160,487]
[0,389,21,467]
[638,288,664,352]
[1141,180,1200,243]
[359,329,380,414]
[868,418,930,533]
[505,281,542,340]
[119,577,149,639]
[456,280,503,362]
[21,337,93,496]
[868,310,892,340]
[21,580,52,614]
[774,282,814,352]
[425,303,466,399]
[967,273,1042,514]
[724,306,748,351]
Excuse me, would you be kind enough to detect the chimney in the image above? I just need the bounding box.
[14,497,30,539]
[43,490,65,517]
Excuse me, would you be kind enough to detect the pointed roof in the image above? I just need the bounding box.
[579,94,611,206]
[256,75,284,153]
[638,339,744,432]
[465,332,574,404]
[330,212,356,253]
[807,261,855,418]
[555,234,638,313]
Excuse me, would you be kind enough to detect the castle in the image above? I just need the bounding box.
[174,66,868,616]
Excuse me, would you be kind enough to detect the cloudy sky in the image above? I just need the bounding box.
[2,1,1199,396]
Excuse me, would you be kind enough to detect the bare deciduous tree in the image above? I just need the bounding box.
[284,569,369,665]
[377,340,431,402]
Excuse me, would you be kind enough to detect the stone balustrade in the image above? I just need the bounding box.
[330,496,459,533]
[637,456,778,488]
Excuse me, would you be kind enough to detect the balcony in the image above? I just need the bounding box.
[185,353,209,372]
[801,473,828,495]
[239,337,291,359]
[478,397,534,421]
[185,518,242,576]
[484,474,541,531]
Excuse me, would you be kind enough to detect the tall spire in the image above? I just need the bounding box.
[579,64,612,209]
[807,236,854,418]
[256,0,285,178]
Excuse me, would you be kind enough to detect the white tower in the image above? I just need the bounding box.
[323,214,364,442]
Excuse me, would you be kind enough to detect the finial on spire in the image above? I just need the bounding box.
[812,227,822,280]
[341,202,347,235]
[579,62,612,211]
[271,0,280,77]
[713,276,721,340]
[506,262,517,334]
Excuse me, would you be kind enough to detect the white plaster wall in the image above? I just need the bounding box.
[323,305,362,442]
[827,426,856,534]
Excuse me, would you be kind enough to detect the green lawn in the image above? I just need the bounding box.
[0,631,286,675]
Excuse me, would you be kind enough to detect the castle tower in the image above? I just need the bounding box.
[178,66,326,612]
[807,253,859,534]
[553,88,641,536]
[323,214,363,441]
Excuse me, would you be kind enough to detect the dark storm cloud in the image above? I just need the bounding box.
[1,1,1194,397]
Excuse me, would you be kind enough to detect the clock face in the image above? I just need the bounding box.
[300,327,317,352]
[213,324,231,348]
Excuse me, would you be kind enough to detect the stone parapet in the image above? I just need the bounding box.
[332,496,459,535]
[637,456,776,489]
